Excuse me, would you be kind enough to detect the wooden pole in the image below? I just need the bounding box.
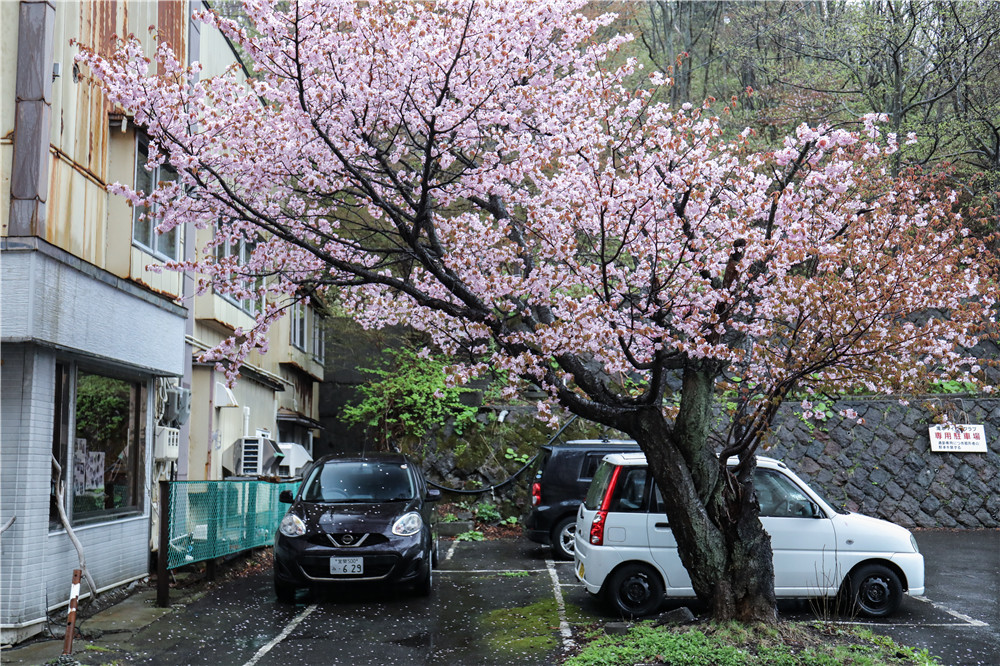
[62,569,81,655]
[157,480,170,607]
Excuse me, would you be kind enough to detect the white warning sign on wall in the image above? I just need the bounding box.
[928,424,988,453]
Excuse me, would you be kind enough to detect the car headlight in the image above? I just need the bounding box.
[910,533,919,553]
[279,513,306,537]
[392,512,423,536]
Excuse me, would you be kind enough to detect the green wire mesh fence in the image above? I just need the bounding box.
[164,479,299,570]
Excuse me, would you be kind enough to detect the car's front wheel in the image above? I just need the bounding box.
[551,516,576,560]
[849,563,903,617]
[274,574,298,603]
[413,559,433,597]
[604,562,664,618]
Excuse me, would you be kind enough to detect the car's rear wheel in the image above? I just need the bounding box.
[604,562,664,618]
[551,516,576,560]
[274,574,298,603]
[849,563,903,617]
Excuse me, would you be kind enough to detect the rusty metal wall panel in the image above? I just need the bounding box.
[157,0,186,74]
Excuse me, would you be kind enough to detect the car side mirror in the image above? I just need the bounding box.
[808,500,823,518]
[279,490,294,504]
[426,488,442,502]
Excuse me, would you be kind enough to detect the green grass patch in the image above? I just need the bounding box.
[565,621,940,665]
[500,571,531,578]
[480,599,561,657]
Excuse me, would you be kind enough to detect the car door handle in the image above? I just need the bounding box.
[654,522,670,529]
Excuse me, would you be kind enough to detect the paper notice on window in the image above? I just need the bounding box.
[929,424,988,453]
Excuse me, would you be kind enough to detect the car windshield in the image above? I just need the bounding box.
[302,461,416,503]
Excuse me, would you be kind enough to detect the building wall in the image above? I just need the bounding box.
[0,347,54,641]
[2,1,324,643]
[1,0,186,645]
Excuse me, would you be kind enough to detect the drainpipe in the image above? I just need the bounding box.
[9,1,55,236]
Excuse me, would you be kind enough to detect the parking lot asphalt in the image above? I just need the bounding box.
[3,528,997,665]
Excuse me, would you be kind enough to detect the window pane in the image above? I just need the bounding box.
[157,168,180,258]
[72,370,142,517]
[133,139,153,247]
[612,468,647,512]
[754,469,814,518]
[50,364,71,526]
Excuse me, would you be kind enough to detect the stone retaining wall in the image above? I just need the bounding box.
[764,397,999,528]
[425,397,999,529]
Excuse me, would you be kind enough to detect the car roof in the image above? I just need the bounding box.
[313,453,412,465]
[598,452,786,469]
[547,439,639,449]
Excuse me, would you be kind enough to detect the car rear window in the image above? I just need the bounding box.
[579,452,611,480]
[584,460,616,510]
[302,461,415,503]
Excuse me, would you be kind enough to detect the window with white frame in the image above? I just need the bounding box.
[214,235,260,315]
[312,310,326,363]
[50,362,148,526]
[290,300,307,351]
[133,134,180,260]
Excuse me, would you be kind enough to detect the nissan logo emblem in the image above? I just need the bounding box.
[342,534,354,544]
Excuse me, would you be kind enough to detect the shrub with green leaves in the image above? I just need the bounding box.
[474,502,502,523]
[341,346,481,450]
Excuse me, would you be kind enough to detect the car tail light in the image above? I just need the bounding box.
[589,465,622,546]
[531,482,541,507]
[589,510,608,545]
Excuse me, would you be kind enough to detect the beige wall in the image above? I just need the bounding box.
[4,0,322,480]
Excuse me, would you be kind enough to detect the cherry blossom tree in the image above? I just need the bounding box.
[77,0,997,622]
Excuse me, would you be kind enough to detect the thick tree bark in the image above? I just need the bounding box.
[623,366,777,622]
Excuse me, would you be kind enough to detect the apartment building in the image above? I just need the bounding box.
[1,1,323,644]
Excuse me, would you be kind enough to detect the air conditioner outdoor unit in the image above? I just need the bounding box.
[154,426,180,461]
[162,386,192,427]
[224,437,284,477]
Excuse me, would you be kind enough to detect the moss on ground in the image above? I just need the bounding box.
[565,621,940,666]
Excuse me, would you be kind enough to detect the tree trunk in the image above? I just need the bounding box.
[625,366,777,622]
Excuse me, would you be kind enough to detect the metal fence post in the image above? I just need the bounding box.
[206,482,219,581]
[157,480,170,607]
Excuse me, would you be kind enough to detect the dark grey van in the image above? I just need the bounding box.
[523,439,639,559]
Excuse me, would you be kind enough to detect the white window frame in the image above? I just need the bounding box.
[133,134,181,260]
[290,300,307,351]
[311,310,326,363]
[214,235,261,316]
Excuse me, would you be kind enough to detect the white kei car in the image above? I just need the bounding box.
[574,453,924,618]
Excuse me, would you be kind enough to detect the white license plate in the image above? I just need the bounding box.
[330,557,363,575]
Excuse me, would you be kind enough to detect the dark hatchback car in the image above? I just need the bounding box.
[524,439,639,560]
[273,453,440,601]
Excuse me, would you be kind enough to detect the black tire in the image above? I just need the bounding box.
[431,535,440,568]
[551,516,577,561]
[413,559,433,597]
[274,574,298,603]
[849,563,903,618]
[604,562,664,618]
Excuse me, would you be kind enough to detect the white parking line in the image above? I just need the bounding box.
[546,559,576,651]
[444,540,458,561]
[437,568,549,574]
[912,596,990,627]
[242,603,318,666]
